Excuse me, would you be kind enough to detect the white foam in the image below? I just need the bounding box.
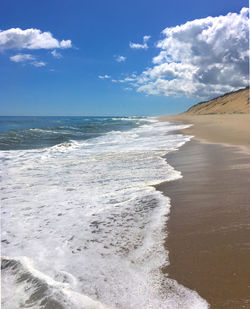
[1,256,111,309]
[1,120,209,309]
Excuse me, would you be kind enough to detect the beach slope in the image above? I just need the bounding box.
[157,87,250,308]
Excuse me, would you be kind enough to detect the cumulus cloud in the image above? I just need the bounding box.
[10,53,46,67]
[128,8,249,99]
[115,55,126,62]
[51,49,62,59]
[129,35,151,49]
[98,74,111,79]
[0,28,72,50]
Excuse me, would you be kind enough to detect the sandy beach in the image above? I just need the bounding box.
[158,114,250,151]
[156,114,250,308]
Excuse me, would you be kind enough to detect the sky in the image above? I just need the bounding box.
[0,0,249,116]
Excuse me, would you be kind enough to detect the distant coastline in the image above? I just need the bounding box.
[158,86,250,150]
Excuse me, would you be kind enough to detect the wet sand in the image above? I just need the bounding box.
[156,140,250,308]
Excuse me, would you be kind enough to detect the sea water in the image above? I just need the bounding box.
[0,116,209,309]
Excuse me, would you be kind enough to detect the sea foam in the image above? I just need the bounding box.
[1,120,209,309]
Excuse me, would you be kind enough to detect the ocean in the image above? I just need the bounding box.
[1,116,208,309]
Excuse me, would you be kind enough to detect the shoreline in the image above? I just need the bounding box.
[158,114,250,152]
[156,116,250,308]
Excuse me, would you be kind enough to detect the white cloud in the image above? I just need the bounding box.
[10,53,46,67]
[98,74,111,79]
[59,40,71,49]
[51,49,62,59]
[10,53,35,62]
[115,55,126,62]
[129,35,151,49]
[129,8,249,99]
[0,28,72,50]
[123,77,136,82]
[109,75,137,84]
[32,61,46,67]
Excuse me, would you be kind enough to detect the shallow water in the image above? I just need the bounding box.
[1,116,208,309]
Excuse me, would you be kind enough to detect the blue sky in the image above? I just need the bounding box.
[0,0,248,116]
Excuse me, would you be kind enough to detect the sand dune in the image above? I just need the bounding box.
[159,87,250,150]
[185,87,249,115]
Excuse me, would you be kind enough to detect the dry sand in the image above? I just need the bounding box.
[155,114,250,308]
[158,114,250,151]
